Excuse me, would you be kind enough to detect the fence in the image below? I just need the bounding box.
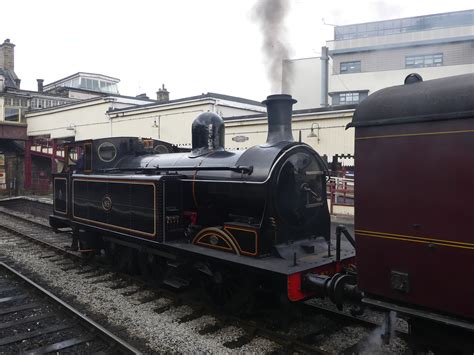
[327,176,354,216]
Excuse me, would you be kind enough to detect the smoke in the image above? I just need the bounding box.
[251,0,293,94]
[361,311,397,352]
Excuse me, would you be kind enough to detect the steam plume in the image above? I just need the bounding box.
[251,0,292,94]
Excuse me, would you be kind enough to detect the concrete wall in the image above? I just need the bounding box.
[26,97,264,146]
[331,41,474,74]
[26,94,354,160]
[225,109,355,159]
[329,63,474,94]
[27,99,121,140]
[282,57,322,110]
[26,98,144,140]
[110,102,212,146]
[110,100,265,147]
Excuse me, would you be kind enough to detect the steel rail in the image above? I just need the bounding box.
[0,261,141,354]
[0,208,59,231]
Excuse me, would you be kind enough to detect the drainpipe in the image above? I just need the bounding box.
[320,46,329,107]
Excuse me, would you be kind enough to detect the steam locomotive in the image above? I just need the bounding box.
[50,94,355,309]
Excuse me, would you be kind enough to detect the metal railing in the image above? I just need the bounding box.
[327,176,354,213]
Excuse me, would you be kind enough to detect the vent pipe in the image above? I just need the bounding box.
[262,94,297,145]
[320,46,329,107]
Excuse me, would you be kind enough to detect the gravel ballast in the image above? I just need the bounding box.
[0,236,279,353]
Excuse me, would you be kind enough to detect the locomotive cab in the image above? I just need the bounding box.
[50,137,182,230]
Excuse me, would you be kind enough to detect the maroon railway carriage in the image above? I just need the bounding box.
[349,73,474,325]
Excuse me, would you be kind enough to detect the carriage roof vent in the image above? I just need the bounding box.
[404,73,423,85]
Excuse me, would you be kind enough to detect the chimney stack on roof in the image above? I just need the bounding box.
[156,84,169,103]
[136,93,149,99]
[0,39,15,72]
[37,79,44,93]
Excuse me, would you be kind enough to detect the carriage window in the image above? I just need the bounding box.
[98,142,117,162]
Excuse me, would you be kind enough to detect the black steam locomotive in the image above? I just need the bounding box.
[50,94,355,308]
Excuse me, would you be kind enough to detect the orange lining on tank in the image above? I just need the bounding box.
[224,225,259,256]
[193,227,240,255]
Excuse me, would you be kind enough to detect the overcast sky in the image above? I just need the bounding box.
[3,0,472,101]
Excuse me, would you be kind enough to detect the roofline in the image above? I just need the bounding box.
[224,104,357,121]
[0,87,79,99]
[283,56,322,62]
[46,86,158,102]
[44,72,120,87]
[108,92,264,114]
[25,97,114,116]
[334,9,474,30]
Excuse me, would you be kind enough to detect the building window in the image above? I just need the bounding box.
[331,91,368,105]
[405,53,443,68]
[334,10,474,40]
[5,108,20,122]
[340,61,361,74]
[340,92,359,104]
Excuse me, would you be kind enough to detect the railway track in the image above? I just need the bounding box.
[0,207,408,353]
[0,208,75,254]
[0,260,140,354]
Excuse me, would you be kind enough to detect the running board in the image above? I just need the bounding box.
[362,297,474,332]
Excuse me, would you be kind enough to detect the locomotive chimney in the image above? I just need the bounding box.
[263,94,297,145]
